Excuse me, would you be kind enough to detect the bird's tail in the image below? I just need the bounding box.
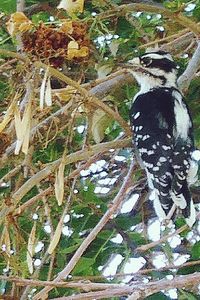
[171,180,196,227]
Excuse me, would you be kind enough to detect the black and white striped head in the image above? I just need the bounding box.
[126,51,178,90]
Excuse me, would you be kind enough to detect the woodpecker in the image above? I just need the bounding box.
[126,50,198,227]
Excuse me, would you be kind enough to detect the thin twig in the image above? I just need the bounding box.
[34,61,131,136]
[97,3,200,35]
[0,49,29,63]
[135,218,194,252]
[0,276,120,290]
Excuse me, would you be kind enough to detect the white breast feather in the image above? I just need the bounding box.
[173,91,191,140]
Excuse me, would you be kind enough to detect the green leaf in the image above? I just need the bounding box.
[178,289,198,300]
[31,12,51,24]
[128,232,146,246]
[72,257,95,275]
[91,108,112,143]
[60,243,82,254]
[80,181,102,204]
[145,292,171,300]
[191,241,200,259]
[0,0,16,13]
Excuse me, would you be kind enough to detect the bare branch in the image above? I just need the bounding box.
[135,210,200,253]
[97,3,200,35]
[178,40,200,91]
[0,276,121,290]
[17,0,25,11]
[47,272,200,300]
[0,49,29,63]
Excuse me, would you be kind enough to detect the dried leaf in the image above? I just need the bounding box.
[91,108,112,143]
[45,77,52,107]
[27,222,36,274]
[57,0,84,14]
[59,20,73,34]
[22,121,31,154]
[21,100,31,154]
[18,22,33,33]
[68,40,79,50]
[4,226,11,255]
[6,12,32,36]
[96,64,112,79]
[109,40,120,57]
[67,43,88,60]
[0,101,15,133]
[40,70,48,110]
[14,106,23,155]
[55,87,75,102]
[48,218,63,254]
[55,156,65,206]
[14,100,32,155]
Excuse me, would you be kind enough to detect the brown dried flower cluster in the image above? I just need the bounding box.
[6,13,90,68]
[22,21,90,67]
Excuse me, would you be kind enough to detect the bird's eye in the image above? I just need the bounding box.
[141,57,152,67]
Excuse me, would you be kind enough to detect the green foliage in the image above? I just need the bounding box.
[145,292,171,300]
[191,241,200,260]
[178,289,198,300]
[0,0,16,13]
[72,257,95,275]
[31,12,51,24]
[0,0,200,299]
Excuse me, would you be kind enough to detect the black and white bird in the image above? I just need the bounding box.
[125,50,199,227]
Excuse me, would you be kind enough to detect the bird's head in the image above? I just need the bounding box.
[122,51,178,90]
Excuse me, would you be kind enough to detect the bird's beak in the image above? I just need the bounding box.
[128,57,140,65]
[118,57,140,69]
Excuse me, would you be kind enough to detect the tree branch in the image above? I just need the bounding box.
[135,210,200,253]
[177,40,200,91]
[47,272,200,300]
[0,138,131,223]
[35,61,131,136]
[17,0,25,11]
[97,3,200,35]
[0,276,120,290]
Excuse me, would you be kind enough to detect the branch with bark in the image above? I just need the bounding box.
[178,40,200,91]
[46,272,200,300]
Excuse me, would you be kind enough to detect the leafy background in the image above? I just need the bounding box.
[0,0,200,299]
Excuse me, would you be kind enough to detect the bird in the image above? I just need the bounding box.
[124,50,198,227]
